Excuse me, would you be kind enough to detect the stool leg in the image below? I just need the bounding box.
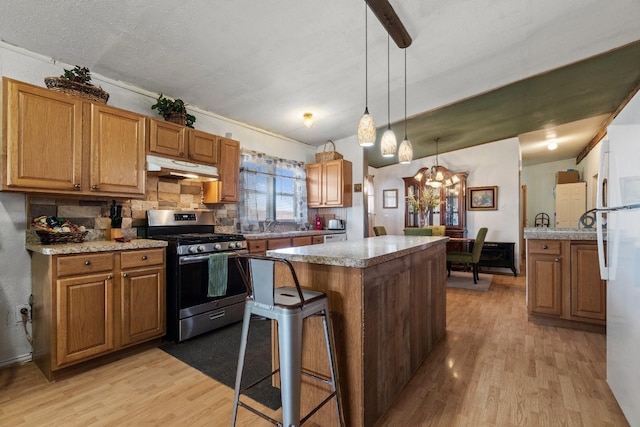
[231,306,252,427]
[321,307,345,427]
[278,312,303,427]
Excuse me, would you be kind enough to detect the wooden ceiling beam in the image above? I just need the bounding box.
[366,0,412,48]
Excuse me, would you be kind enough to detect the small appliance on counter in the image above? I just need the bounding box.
[327,219,345,230]
[314,214,323,230]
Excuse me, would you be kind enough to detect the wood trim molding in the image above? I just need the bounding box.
[577,80,640,163]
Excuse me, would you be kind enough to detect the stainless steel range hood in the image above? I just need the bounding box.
[146,155,219,180]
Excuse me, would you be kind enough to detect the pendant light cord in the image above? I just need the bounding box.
[404,49,407,138]
[365,2,369,109]
[387,33,391,128]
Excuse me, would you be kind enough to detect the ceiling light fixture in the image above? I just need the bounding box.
[547,141,558,150]
[357,3,376,147]
[381,33,397,158]
[426,138,448,187]
[303,112,314,128]
[366,0,412,48]
[398,49,413,164]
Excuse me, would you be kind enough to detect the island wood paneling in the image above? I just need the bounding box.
[277,240,447,427]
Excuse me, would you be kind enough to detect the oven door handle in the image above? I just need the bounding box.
[178,250,247,265]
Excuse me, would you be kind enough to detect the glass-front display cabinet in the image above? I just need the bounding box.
[403,166,468,238]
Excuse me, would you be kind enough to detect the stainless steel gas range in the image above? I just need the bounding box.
[147,210,247,342]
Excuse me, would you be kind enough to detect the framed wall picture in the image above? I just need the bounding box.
[383,189,398,209]
[468,186,498,210]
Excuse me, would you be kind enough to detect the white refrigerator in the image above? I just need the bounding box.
[596,92,640,426]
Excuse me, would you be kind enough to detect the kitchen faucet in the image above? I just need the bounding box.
[263,220,278,232]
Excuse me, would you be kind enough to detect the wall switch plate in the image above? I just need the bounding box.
[15,304,30,323]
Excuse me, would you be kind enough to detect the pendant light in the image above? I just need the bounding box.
[357,3,376,147]
[398,49,413,164]
[381,33,397,158]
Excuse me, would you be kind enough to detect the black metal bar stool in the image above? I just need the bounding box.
[231,254,344,427]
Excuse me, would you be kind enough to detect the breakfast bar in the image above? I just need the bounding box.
[267,235,448,427]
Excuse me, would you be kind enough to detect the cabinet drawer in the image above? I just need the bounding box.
[312,235,324,245]
[528,240,561,255]
[248,240,266,254]
[268,238,292,250]
[292,236,313,247]
[121,248,165,269]
[56,253,114,277]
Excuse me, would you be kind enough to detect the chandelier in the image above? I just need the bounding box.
[419,138,460,187]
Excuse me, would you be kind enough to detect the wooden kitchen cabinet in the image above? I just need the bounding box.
[148,118,186,158]
[248,239,267,254]
[571,243,606,321]
[2,77,146,198]
[119,249,166,346]
[31,248,166,380]
[526,239,605,329]
[147,118,218,166]
[306,159,352,207]
[55,253,116,367]
[292,236,312,246]
[527,240,564,316]
[312,235,324,245]
[267,237,293,250]
[216,136,240,202]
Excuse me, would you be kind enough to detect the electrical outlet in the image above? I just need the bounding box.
[15,304,30,323]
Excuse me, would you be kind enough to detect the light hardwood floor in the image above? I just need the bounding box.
[0,273,629,426]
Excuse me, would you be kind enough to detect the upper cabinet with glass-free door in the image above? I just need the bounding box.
[403,166,467,238]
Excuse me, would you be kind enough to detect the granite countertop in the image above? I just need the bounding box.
[243,229,346,240]
[26,238,168,255]
[523,227,598,240]
[266,235,448,268]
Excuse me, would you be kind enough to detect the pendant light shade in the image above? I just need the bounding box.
[381,126,397,157]
[398,138,413,163]
[381,33,396,158]
[358,3,376,147]
[358,108,376,147]
[398,49,413,164]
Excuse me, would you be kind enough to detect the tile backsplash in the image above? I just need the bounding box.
[26,174,237,242]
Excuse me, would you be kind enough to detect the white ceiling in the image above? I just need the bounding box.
[1,0,639,166]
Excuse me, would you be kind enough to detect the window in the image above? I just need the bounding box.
[239,150,308,227]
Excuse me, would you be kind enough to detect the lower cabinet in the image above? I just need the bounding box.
[32,248,165,380]
[527,239,605,328]
[527,240,564,316]
[247,235,324,255]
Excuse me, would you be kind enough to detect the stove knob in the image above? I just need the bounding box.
[197,245,205,252]
[188,246,197,254]
[214,243,222,250]
[229,242,237,249]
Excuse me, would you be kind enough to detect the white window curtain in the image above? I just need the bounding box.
[238,149,308,230]
[366,174,375,237]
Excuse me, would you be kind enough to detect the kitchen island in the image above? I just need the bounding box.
[267,235,448,427]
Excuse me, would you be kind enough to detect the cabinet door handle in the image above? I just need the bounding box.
[188,153,194,159]
[85,260,92,266]
[91,185,99,190]
[107,274,113,279]
[74,184,81,189]
[141,255,148,260]
[542,245,548,249]
[555,258,560,262]
[123,273,128,277]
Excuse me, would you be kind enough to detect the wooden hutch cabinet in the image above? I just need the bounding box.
[403,166,468,238]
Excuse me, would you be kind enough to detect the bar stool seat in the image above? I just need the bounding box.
[231,254,344,427]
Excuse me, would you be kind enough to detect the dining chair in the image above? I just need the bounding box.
[446,227,488,284]
[403,228,433,236]
[373,226,387,236]
[426,225,446,236]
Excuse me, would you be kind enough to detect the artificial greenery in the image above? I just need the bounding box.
[151,93,196,128]
[407,186,441,213]
[60,66,93,85]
